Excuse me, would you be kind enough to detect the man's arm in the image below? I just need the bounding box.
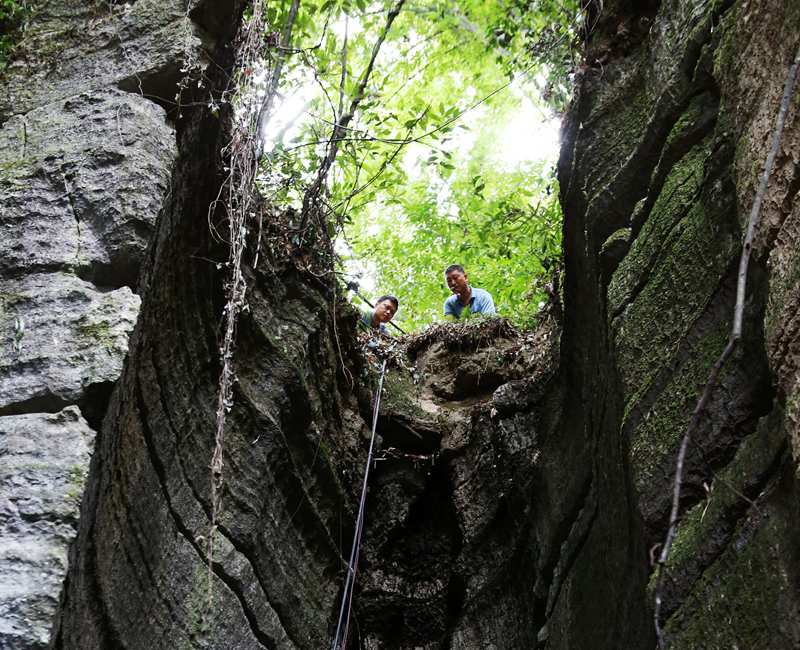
[484,292,496,315]
[357,309,373,332]
[443,297,458,319]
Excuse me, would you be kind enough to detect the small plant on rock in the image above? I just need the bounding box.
[0,0,30,70]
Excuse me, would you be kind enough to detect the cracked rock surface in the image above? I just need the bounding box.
[0,408,94,650]
[0,88,175,286]
[0,0,221,645]
[4,0,799,648]
[0,273,140,414]
[0,0,207,120]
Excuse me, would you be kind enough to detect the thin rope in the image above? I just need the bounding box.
[331,358,388,650]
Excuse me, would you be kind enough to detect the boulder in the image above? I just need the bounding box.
[0,273,140,414]
[0,0,210,120]
[0,88,176,286]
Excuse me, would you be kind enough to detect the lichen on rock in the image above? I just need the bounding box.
[0,407,94,650]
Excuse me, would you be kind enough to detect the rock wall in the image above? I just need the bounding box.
[560,0,800,646]
[0,0,231,647]
[1,0,797,648]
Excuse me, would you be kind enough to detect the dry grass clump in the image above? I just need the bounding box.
[356,313,559,385]
[404,316,519,357]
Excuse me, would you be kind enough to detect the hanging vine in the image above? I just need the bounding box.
[206,0,291,599]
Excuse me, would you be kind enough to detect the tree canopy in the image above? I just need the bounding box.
[256,0,582,330]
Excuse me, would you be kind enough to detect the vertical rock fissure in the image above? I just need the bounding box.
[133,368,276,649]
[4,0,799,648]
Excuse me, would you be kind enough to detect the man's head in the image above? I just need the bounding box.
[444,264,469,297]
[373,295,399,324]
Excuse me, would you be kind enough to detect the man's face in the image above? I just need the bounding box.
[446,269,469,296]
[374,299,397,323]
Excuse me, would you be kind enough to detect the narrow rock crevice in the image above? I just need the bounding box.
[133,368,277,649]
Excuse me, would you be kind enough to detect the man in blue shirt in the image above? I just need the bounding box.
[359,295,399,333]
[443,264,496,319]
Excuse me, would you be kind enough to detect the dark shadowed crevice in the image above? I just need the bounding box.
[52,435,126,649]
[77,381,116,430]
[355,459,464,646]
[542,475,599,621]
[0,392,72,417]
[377,414,442,453]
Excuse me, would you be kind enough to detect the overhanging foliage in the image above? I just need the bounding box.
[253,0,583,330]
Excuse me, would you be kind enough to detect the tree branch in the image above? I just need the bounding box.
[300,0,407,229]
[255,0,301,159]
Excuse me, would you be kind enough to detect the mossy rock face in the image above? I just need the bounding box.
[8,0,796,648]
[558,0,800,646]
[661,430,800,649]
[650,410,789,626]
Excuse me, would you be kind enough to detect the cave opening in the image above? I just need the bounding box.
[246,0,585,333]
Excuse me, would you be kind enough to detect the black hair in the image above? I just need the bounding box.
[376,295,399,309]
[444,264,465,275]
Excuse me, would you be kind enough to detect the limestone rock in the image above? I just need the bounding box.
[0,407,94,650]
[0,273,140,413]
[0,1,229,648]
[0,0,210,120]
[0,89,176,286]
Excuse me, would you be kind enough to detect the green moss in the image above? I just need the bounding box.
[608,136,712,320]
[664,509,795,649]
[711,2,740,79]
[0,290,24,315]
[76,318,118,350]
[64,463,87,504]
[0,158,29,177]
[664,94,710,150]
[381,372,421,415]
[0,0,32,71]
[180,563,213,649]
[610,129,738,408]
[664,415,782,574]
[583,69,654,199]
[627,319,730,493]
[600,227,631,256]
[645,412,790,647]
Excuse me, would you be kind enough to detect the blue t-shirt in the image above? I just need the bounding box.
[443,287,496,319]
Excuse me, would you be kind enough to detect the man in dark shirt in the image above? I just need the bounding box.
[359,295,399,333]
